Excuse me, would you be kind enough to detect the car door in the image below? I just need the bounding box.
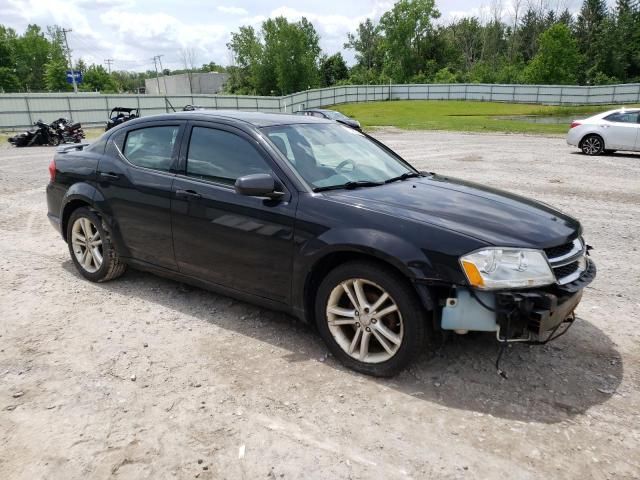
[96,121,184,270]
[602,111,640,150]
[170,122,297,303]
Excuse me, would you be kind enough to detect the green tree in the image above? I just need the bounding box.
[612,0,640,81]
[575,0,608,82]
[379,0,441,82]
[81,64,118,92]
[227,17,322,95]
[524,24,581,84]
[432,67,456,83]
[448,17,483,72]
[43,26,70,91]
[344,18,384,75]
[44,59,69,91]
[0,25,19,92]
[227,25,263,94]
[14,24,51,91]
[320,53,348,87]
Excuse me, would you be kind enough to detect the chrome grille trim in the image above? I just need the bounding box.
[545,237,585,265]
[545,238,588,285]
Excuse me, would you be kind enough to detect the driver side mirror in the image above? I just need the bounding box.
[235,173,284,199]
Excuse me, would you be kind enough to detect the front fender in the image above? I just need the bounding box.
[300,227,434,280]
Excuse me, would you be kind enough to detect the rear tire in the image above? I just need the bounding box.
[580,134,604,156]
[67,207,126,282]
[314,261,426,377]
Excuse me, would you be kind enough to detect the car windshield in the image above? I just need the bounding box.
[262,123,415,190]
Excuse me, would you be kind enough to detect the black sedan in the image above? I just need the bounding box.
[295,108,361,130]
[46,111,595,376]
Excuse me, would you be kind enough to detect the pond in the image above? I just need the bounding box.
[494,115,578,124]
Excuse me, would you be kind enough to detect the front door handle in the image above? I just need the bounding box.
[176,189,202,200]
[99,171,120,180]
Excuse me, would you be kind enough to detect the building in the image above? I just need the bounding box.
[145,72,229,95]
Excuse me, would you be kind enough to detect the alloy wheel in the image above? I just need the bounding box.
[582,136,602,155]
[326,278,404,363]
[71,217,103,273]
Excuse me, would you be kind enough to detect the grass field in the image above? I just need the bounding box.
[334,100,638,134]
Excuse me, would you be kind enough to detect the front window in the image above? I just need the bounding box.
[262,123,415,190]
[186,127,273,186]
[123,126,179,171]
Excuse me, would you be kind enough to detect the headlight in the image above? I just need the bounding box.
[460,248,555,290]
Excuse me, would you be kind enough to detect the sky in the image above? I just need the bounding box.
[0,0,598,72]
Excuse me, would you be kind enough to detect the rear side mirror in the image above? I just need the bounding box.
[235,173,283,199]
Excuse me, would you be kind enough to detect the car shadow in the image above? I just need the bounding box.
[64,263,623,424]
[570,151,640,159]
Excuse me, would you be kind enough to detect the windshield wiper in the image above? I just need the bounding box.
[384,171,423,184]
[313,180,384,192]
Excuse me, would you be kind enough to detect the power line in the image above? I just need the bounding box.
[61,28,78,94]
[104,58,114,74]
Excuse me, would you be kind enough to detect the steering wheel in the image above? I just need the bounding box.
[335,159,355,173]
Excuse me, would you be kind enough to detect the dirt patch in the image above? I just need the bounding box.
[1,132,639,479]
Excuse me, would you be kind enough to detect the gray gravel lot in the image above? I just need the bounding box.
[1,129,639,479]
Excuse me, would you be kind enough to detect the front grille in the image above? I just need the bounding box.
[544,237,587,285]
[544,242,575,260]
[552,261,580,279]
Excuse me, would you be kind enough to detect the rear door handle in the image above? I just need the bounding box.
[175,189,202,199]
[99,171,120,180]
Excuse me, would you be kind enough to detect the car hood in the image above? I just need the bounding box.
[327,174,580,248]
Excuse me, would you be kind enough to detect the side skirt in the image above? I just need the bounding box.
[122,258,304,320]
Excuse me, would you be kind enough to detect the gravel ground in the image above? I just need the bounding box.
[0,130,639,479]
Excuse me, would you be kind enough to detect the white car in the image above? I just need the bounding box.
[566,108,640,155]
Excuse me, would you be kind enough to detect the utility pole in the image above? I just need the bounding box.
[152,56,161,94]
[156,54,168,95]
[61,28,77,93]
[104,59,114,74]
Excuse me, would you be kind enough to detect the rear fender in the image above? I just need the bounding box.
[60,183,116,246]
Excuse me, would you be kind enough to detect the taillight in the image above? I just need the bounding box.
[48,158,56,182]
[570,121,581,129]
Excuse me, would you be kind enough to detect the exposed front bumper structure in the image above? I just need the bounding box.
[441,258,596,342]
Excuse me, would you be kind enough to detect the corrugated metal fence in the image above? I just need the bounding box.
[2,83,639,129]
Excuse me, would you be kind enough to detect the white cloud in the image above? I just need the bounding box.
[217,5,249,16]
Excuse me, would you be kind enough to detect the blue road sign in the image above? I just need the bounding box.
[66,70,83,84]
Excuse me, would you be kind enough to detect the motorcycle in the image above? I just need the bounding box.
[8,120,60,147]
[50,117,85,144]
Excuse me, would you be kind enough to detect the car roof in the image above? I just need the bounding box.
[130,110,333,128]
[593,107,640,118]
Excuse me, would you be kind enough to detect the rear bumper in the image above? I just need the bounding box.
[566,128,582,147]
[47,213,61,234]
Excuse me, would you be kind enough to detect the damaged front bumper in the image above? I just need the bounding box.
[441,258,596,342]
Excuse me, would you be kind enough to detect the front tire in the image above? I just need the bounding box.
[67,207,126,282]
[315,261,426,377]
[580,134,604,156]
